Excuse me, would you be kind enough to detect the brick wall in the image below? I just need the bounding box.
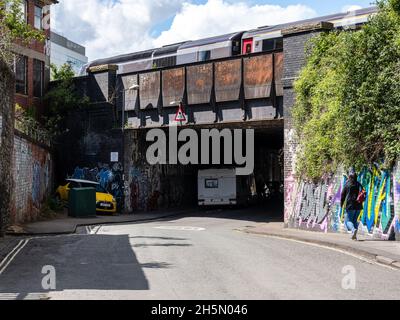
[0,61,15,235]
[283,27,331,225]
[11,131,53,224]
[282,24,399,240]
[14,0,54,115]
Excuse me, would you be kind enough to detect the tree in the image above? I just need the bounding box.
[292,0,400,180]
[0,0,45,66]
[43,63,89,139]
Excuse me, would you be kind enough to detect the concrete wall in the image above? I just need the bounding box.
[124,129,196,213]
[11,131,53,224]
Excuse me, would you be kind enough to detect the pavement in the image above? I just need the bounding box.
[240,223,400,270]
[0,209,399,300]
[5,208,194,236]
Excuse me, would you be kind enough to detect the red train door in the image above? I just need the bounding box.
[242,38,253,54]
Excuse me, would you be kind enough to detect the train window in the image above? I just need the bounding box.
[153,56,177,68]
[276,38,283,50]
[262,39,275,52]
[262,38,283,52]
[198,50,211,62]
[245,43,252,54]
[232,41,241,55]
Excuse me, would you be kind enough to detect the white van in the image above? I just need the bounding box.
[198,169,255,206]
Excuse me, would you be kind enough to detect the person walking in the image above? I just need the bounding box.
[341,172,365,240]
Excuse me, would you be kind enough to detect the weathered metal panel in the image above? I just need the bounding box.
[162,67,185,107]
[219,106,245,122]
[243,54,273,99]
[214,59,242,102]
[139,71,160,109]
[187,63,213,105]
[121,74,138,111]
[274,52,284,97]
[247,100,276,121]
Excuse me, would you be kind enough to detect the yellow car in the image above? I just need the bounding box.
[55,179,117,214]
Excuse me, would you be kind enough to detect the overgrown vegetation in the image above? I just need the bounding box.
[43,63,90,140]
[15,104,52,144]
[293,0,400,180]
[0,0,44,66]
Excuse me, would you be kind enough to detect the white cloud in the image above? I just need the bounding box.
[341,4,363,12]
[154,0,317,47]
[52,0,317,61]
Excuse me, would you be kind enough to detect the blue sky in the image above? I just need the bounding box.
[52,0,376,60]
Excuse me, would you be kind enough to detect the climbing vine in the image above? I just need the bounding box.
[293,0,400,180]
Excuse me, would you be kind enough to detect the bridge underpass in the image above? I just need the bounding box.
[117,52,284,213]
[123,120,283,213]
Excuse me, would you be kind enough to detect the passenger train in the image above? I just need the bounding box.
[79,6,377,76]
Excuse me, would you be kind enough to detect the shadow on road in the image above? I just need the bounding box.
[0,234,156,295]
[143,200,284,225]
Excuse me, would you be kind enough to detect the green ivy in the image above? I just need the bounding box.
[293,0,400,180]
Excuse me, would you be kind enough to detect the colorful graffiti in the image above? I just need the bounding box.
[32,162,41,206]
[393,164,400,236]
[70,163,124,211]
[287,162,400,240]
[287,172,342,233]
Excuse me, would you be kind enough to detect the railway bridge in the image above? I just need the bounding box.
[55,18,355,217]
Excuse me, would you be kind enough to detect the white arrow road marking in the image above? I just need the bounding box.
[153,226,205,231]
[0,239,30,275]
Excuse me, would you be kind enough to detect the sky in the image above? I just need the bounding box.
[51,0,376,61]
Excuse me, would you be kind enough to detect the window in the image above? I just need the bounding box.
[5,1,27,22]
[15,55,28,95]
[262,38,283,52]
[262,39,275,52]
[245,43,252,54]
[34,5,42,29]
[205,179,219,189]
[20,1,27,22]
[275,38,283,50]
[198,50,211,62]
[153,56,176,69]
[33,59,44,97]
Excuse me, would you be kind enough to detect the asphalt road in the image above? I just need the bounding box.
[0,209,399,300]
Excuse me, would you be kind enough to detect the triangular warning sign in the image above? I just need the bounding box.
[175,104,186,122]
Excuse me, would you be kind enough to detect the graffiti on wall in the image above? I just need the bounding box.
[70,163,124,210]
[12,136,53,224]
[393,164,400,235]
[287,172,342,233]
[287,163,399,239]
[32,162,41,206]
[126,164,187,212]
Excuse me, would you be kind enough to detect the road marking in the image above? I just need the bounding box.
[154,226,205,231]
[0,293,49,300]
[0,239,30,275]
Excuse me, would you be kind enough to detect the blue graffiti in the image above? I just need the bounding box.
[32,162,41,206]
[70,163,124,211]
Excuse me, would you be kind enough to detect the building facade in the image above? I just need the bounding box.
[12,0,58,116]
[50,31,88,77]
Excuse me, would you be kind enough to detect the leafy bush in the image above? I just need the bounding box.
[293,0,400,180]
